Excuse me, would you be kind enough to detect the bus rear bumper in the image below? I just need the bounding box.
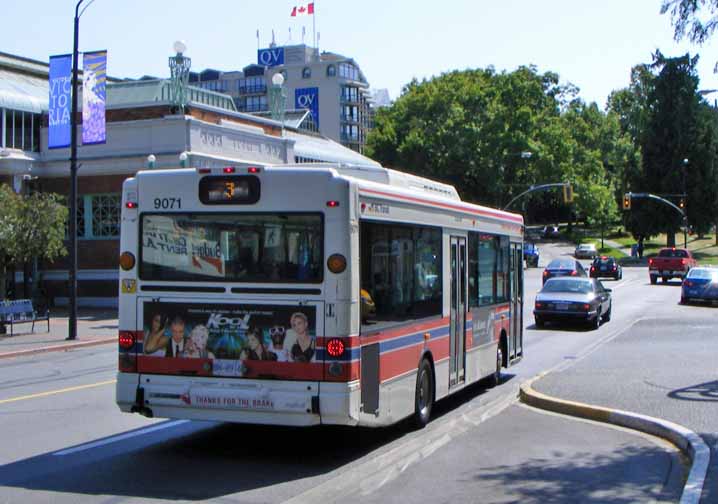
[116,373,360,427]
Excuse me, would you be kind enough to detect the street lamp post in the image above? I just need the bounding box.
[682,158,688,248]
[67,0,86,341]
[269,72,286,134]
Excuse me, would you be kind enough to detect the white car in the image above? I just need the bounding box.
[575,243,597,259]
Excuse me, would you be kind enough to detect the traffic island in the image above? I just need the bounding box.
[519,375,709,504]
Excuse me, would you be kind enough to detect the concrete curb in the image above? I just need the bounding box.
[520,375,709,504]
[0,337,115,360]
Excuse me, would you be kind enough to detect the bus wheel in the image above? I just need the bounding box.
[413,359,434,429]
[489,345,503,388]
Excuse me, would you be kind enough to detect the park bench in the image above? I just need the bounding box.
[0,299,50,336]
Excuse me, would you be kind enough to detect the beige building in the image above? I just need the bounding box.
[0,50,379,307]
[191,44,372,153]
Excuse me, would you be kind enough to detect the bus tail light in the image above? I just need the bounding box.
[326,338,346,358]
[119,252,136,271]
[119,331,136,349]
[198,168,211,174]
[327,254,347,273]
[247,166,261,173]
[125,201,137,209]
[223,167,236,173]
[326,200,340,207]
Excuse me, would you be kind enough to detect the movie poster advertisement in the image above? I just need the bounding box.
[141,302,317,377]
[142,215,225,278]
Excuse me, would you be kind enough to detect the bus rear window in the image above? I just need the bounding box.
[140,213,323,283]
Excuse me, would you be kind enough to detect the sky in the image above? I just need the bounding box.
[3,0,718,108]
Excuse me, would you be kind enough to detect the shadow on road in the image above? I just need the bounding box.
[470,444,683,504]
[668,380,718,402]
[0,376,508,501]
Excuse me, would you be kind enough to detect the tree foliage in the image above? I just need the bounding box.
[0,184,68,299]
[367,66,631,224]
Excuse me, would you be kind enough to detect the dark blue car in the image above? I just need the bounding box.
[523,242,540,267]
[681,267,718,304]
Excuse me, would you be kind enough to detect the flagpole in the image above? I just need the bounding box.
[313,0,317,50]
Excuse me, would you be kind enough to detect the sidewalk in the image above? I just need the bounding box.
[0,308,117,359]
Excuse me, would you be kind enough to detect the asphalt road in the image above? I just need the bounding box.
[0,241,703,503]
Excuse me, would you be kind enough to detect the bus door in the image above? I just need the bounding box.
[509,243,523,361]
[449,236,466,386]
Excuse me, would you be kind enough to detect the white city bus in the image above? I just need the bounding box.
[116,163,524,428]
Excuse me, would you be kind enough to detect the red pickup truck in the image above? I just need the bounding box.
[648,248,697,284]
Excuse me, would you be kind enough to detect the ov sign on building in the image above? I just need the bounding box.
[257,48,285,67]
[295,88,319,129]
[48,54,72,149]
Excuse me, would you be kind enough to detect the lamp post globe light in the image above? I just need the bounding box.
[169,41,191,112]
[147,154,156,169]
[269,72,286,132]
[179,151,189,168]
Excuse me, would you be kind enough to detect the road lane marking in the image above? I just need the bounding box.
[0,379,117,404]
[53,420,189,456]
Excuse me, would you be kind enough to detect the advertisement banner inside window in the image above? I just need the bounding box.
[82,50,107,145]
[48,54,72,149]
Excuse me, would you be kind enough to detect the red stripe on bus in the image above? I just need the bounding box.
[361,317,450,345]
[360,188,524,224]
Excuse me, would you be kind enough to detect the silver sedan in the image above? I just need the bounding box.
[533,277,612,330]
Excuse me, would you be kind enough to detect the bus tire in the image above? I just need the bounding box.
[489,344,503,388]
[413,358,434,429]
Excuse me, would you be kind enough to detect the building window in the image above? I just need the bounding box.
[67,193,120,239]
[1,108,41,152]
[327,64,336,77]
[91,193,121,238]
[339,63,359,81]
[302,67,311,79]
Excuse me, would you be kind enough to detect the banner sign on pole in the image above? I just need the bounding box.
[48,54,72,149]
[82,50,107,145]
[295,87,319,129]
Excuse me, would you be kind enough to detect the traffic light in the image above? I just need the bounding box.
[562,183,574,203]
[679,197,685,209]
[622,193,631,210]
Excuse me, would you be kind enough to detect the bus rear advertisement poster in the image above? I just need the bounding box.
[140,302,318,378]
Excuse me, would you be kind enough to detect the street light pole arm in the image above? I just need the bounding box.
[502,183,568,211]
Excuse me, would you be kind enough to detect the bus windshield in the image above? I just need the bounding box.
[140,213,323,283]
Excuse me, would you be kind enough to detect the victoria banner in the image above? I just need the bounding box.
[295,87,319,129]
[82,50,107,145]
[48,54,72,149]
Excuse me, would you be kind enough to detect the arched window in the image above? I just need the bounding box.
[326,64,336,77]
[302,67,311,79]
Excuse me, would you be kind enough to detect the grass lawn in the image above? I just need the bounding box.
[562,226,718,264]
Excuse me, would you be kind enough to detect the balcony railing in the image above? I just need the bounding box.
[238,85,268,95]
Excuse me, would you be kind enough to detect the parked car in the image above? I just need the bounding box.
[648,247,698,284]
[680,266,718,304]
[534,277,612,330]
[543,225,560,239]
[542,258,588,284]
[523,242,540,267]
[574,243,598,259]
[590,256,622,280]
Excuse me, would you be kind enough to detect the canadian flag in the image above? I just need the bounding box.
[291,2,314,16]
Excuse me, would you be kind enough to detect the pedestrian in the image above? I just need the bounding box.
[637,237,644,259]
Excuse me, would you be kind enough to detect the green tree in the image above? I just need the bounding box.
[0,184,68,300]
[367,65,630,229]
[662,0,718,66]
[640,52,706,246]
